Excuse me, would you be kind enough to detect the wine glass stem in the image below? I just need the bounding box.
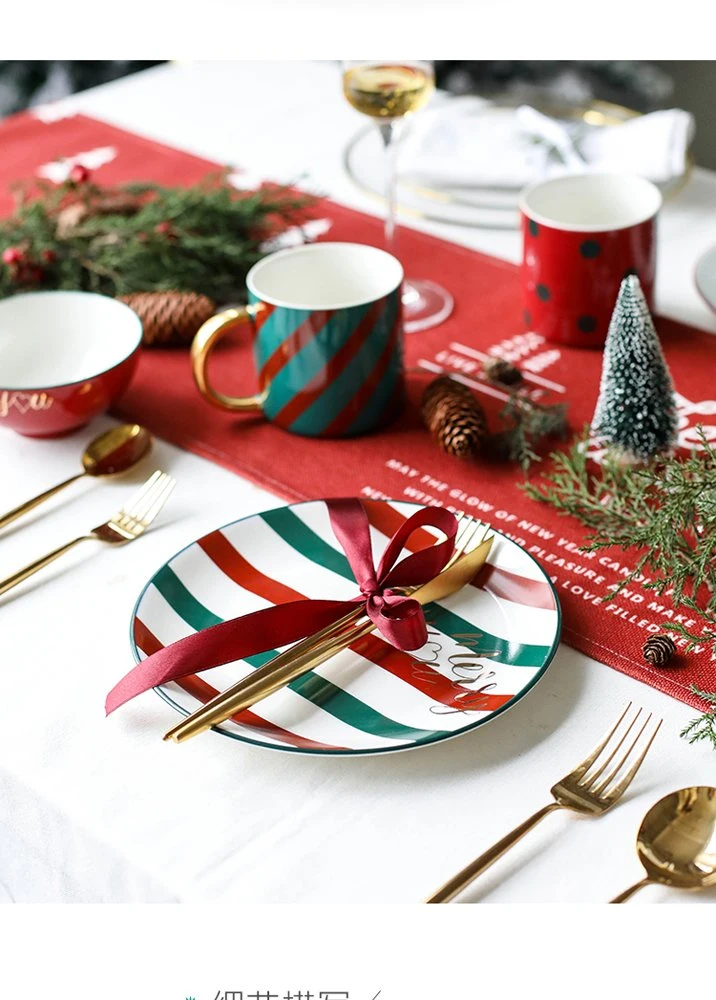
[378,120,404,255]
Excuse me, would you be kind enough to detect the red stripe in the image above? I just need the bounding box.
[271,298,385,429]
[198,531,299,605]
[259,309,334,386]
[362,500,556,611]
[198,529,510,713]
[253,301,276,332]
[319,311,401,437]
[132,618,347,752]
[477,563,556,611]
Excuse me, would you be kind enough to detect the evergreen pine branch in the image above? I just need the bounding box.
[488,391,569,472]
[525,430,716,752]
[680,686,716,749]
[663,597,716,652]
[522,426,716,613]
[0,173,316,302]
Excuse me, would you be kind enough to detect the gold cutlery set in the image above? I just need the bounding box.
[0,424,174,597]
[4,427,715,905]
[425,705,716,904]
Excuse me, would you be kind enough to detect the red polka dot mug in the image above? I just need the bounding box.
[520,173,661,348]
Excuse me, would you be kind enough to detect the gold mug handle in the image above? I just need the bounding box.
[191,304,268,412]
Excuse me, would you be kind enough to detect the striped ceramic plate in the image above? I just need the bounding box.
[130,499,561,756]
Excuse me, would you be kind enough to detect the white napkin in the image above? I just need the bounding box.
[398,97,695,188]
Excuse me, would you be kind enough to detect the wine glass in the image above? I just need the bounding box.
[342,60,454,333]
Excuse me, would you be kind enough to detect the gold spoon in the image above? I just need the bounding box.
[611,786,716,902]
[0,423,152,531]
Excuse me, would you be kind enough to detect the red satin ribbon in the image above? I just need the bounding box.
[105,499,458,714]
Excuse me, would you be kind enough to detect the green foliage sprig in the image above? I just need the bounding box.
[523,429,716,750]
[489,391,569,471]
[680,687,716,750]
[522,426,716,612]
[0,172,316,302]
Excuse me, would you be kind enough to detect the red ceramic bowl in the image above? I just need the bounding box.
[0,291,142,437]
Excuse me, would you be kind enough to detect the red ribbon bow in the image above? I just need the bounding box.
[105,498,458,715]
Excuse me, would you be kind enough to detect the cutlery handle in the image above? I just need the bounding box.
[425,802,562,903]
[164,610,377,743]
[0,535,89,597]
[609,878,653,903]
[0,472,85,531]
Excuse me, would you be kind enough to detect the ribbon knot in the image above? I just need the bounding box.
[105,498,458,715]
[328,498,457,650]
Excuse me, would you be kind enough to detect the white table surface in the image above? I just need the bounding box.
[2,60,716,905]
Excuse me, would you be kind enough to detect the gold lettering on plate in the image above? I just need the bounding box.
[0,391,54,417]
[411,627,499,716]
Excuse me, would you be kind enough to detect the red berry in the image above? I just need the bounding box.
[69,164,91,184]
[154,221,173,235]
[41,249,57,264]
[2,246,24,265]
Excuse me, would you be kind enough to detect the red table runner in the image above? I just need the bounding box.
[3,111,716,709]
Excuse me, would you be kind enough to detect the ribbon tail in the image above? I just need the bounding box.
[106,598,355,715]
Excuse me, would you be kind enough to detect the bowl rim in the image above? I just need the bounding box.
[0,290,143,392]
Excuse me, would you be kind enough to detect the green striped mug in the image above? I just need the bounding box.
[191,242,404,437]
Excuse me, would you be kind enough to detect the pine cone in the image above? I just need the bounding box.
[642,633,676,667]
[421,375,487,457]
[118,290,217,347]
[483,356,523,385]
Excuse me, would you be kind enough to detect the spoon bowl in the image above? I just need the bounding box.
[611,786,716,902]
[81,424,153,477]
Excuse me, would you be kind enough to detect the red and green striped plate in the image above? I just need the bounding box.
[129,499,561,756]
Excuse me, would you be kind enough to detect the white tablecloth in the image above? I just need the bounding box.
[2,61,716,904]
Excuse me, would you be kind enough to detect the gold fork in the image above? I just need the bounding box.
[163,512,491,743]
[0,470,175,598]
[425,703,662,903]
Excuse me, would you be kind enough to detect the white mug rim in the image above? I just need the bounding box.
[519,172,662,234]
[246,241,404,310]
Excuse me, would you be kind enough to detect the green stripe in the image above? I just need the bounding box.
[262,506,352,579]
[261,506,551,666]
[154,565,222,629]
[152,564,450,744]
[426,606,547,667]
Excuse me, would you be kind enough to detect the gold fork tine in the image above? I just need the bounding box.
[118,469,164,516]
[123,474,174,527]
[139,477,176,526]
[124,471,170,515]
[590,712,657,797]
[602,719,663,804]
[569,701,633,781]
[117,473,173,531]
[455,518,485,559]
[579,705,642,790]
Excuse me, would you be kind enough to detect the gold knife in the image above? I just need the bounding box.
[163,534,494,744]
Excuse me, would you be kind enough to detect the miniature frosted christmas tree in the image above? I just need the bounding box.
[591,274,677,462]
